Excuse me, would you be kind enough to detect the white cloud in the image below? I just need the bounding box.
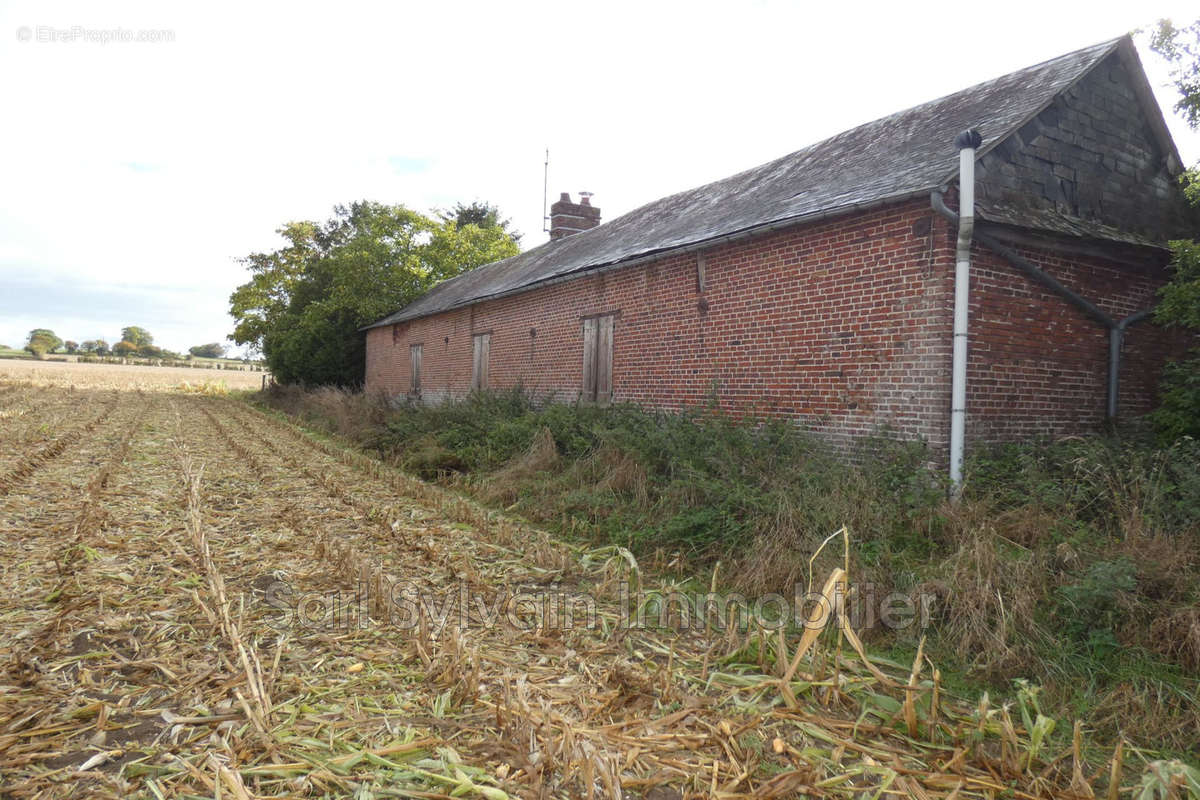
[1,0,1198,353]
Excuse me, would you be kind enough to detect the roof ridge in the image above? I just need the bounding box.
[934,36,1125,188]
[546,37,1126,238]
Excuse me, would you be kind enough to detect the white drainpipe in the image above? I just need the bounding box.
[949,129,981,495]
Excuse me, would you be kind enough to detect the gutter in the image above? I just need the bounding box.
[930,185,1154,436]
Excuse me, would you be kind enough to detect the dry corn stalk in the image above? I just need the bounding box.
[178,448,274,735]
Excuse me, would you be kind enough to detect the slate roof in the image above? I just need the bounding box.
[367,37,1140,329]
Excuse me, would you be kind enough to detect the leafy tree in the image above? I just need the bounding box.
[189,342,228,359]
[25,328,62,358]
[112,340,139,357]
[121,326,153,348]
[1156,239,1200,329]
[64,341,79,354]
[1150,18,1200,439]
[229,220,319,358]
[27,328,61,345]
[445,201,521,243]
[229,200,520,385]
[1151,19,1200,130]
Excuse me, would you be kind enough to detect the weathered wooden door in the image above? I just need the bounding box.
[595,314,613,404]
[472,333,490,390]
[582,318,597,400]
[581,315,613,404]
[409,343,422,395]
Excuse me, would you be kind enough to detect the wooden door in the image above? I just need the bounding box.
[472,333,490,390]
[581,315,613,403]
[581,318,597,401]
[596,315,613,404]
[410,344,422,395]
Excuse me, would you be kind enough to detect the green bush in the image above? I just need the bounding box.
[1152,354,1200,441]
[1057,558,1138,650]
[966,435,1200,537]
[362,390,943,570]
[1151,240,1200,442]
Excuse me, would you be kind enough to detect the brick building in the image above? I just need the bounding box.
[365,37,1196,455]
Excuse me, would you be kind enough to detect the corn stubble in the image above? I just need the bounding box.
[0,379,1190,799]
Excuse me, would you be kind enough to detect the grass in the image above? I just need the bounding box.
[261,385,1200,760]
[0,346,34,360]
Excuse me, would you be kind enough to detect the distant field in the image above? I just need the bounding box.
[188,355,257,367]
[0,358,266,391]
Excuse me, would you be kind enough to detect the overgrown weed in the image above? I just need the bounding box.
[260,384,1200,755]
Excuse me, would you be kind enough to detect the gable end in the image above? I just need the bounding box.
[974,47,1195,244]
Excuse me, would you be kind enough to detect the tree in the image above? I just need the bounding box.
[25,328,62,358]
[64,341,79,354]
[229,220,319,358]
[229,201,520,386]
[112,340,139,357]
[445,201,522,243]
[189,343,228,359]
[121,326,154,348]
[1149,18,1200,439]
[1151,19,1200,130]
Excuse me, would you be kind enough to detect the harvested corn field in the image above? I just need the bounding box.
[0,383,1166,798]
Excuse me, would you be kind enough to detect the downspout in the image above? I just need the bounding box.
[931,176,1155,437]
[949,130,981,495]
[1107,309,1152,419]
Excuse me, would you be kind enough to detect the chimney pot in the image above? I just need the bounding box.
[559,192,571,202]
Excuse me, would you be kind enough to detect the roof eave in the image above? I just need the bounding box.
[364,187,939,328]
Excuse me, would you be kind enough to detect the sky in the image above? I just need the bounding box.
[1,0,1198,355]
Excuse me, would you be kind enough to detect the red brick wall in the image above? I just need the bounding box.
[367,200,956,449]
[365,197,1183,453]
[965,237,1185,444]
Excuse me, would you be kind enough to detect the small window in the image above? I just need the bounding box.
[410,343,422,395]
[392,324,402,344]
[471,333,490,390]
[581,314,614,403]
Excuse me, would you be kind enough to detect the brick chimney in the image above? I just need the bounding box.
[549,192,600,240]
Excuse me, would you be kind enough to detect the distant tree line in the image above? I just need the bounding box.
[18,326,240,362]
